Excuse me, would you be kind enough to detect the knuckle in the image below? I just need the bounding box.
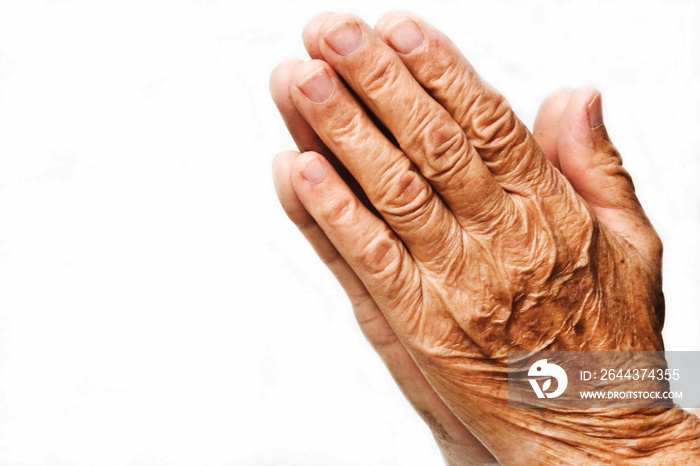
[470,193,515,230]
[464,92,528,158]
[381,170,434,221]
[322,193,358,227]
[325,110,364,146]
[399,103,471,182]
[426,123,467,162]
[473,93,516,141]
[420,122,469,179]
[425,56,460,91]
[359,54,398,98]
[414,38,464,92]
[358,232,402,278]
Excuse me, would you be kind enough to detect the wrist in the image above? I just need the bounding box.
[496,406,700,464]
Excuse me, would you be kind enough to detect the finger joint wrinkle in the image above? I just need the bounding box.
[382,170,433,219]
[358,234,401,277]
[360,55,398,99]
[323,195,357,226]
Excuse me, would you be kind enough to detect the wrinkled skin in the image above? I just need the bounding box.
[270,11,700,465]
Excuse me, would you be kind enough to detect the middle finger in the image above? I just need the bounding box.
[311,13,511,227]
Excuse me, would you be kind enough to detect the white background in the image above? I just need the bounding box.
[0,0,697,465]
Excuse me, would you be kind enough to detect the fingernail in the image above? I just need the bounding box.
[297,67,334,103]
[387,20,424,54]
[324,21,363,56]
[300,153,326,184]
[588,92,604,129]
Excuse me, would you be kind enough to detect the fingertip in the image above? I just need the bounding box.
[568,87,601,130]
[578,86,601,102]
[272,150,300,197]
[290,59,337,106]
[587,91,604,129]
[559,87,605,152]
[289,59,331,87]
[270,58,303,106]
[272,149,297,169]
[270,58,303,81]
[303,12,334,59]
[537,88,576,114]
[374,10,418,32]
[273,150,316,227]
[377,12,438,58]
[533,88,575,170]
[270,59,333,156]
[558,87,630,201]
[293,151,327,186]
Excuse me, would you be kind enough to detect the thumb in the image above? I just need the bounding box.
[556,88,662,265]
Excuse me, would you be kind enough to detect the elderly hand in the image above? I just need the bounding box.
[271,11,700,465]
